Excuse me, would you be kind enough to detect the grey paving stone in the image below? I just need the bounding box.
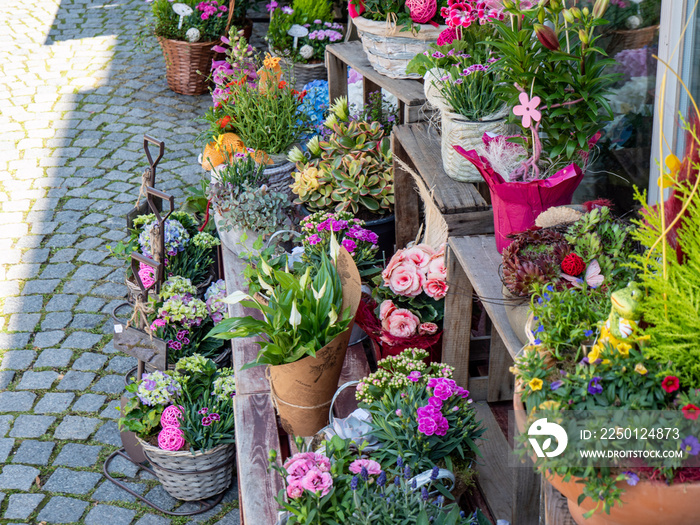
[54,443,102,467]
[91,480,145,503]
[77,250,110,264]
[1,350,35,369]
[93,420,121,446]
[21,279,60,294]
[21,248,49,263]
[84,504,136,525]
[0,371,13,390]
[45,294,78,311]
[41,311,74,330]
[57,371,96,391]
[61,332,102,349]
[100,399,121,420]
[105,453,141,477]
[136,514,171,525]
[36,495,88,523]
[101,339,119,354]
[16,370,59,390]
[106,355,137,373]
[0,465,39,490]
[214,511,242,525]
[45,233,80,247]
[35,348,73,368]
[44,467,102,495]
[0,332,30,350]
[0,392,36,413]
[33,330,66,348]
[9,415,55,438]
[40,263,76,279]
[76,296,106,312]
[70,313,105,329]
[50,248,78,262]
[73,393,107,412]
[72,264,111,280]
[0,416,12,437]
[62,279,95,294]
[72,352,107,371]
[3,295,43,313]
[7,313,41,332]
[143,484,178,511]
[34,393,75,414]
[53,415,100,440]
[3,493,45,520]
[0,438,14,463]
[12,439,55,465]
[91,282,127,298]
[75,237,104,250]
[92,374,124,394]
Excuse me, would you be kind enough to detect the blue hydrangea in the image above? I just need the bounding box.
[298,79,329,142]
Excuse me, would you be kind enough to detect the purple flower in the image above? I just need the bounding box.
[418,417,437,435]
[167,340,182,351]
[307,234,321,246]
[209,413,220,422]
[428,396,443,408]
[407,371,422,382]
[331,219,348,231]
[487,57,498,63]
[281,5,293,14]
[142,379,156,391]
[211,45,227,54]
[266,0,278,11]
[199,407,209,415]
[341,239,356,253]
[201,416,212,426]
[432,51,445,58]
[533,324,544,333]
[314,18,322,24]
[533,338,542,345]
[176,330,189,341]
[550,380,564,391]
[623,471,639,486]
[587,377,603,395]
[584,329,594,337]
[681,435,700,456]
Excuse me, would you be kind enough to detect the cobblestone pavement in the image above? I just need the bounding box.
[0,0,243,522]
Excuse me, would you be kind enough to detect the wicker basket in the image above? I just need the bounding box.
[441,109,507,183]
[157,37,224,96]
[264,157,296,198]
[352,16,446,79]
[605,24,659,57]
[137,438,236,501]
[269,46,328,91]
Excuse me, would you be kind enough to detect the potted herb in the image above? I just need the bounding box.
[149,0,234,95]
[455,0,617,252]
[119,356,236,500]
[266,0,343,90]
[348,0,448,79]
[406,5,507,182]
[209,241,362,436]
[289,97,394,256]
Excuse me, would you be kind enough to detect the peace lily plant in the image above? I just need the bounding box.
[207,234,354,368]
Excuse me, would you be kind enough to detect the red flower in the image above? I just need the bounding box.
[661,376,680,393]
[682,403,700,420]
[278,80,287,90]
[561,253,585,276]
[216,115,231,129]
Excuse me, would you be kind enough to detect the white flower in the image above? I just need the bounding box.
[186,28,201,43]
[625,15,642,29]
[299,44,314,59]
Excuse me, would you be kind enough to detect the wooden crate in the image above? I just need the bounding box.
[392,123,493,248]
[325,41,430,124]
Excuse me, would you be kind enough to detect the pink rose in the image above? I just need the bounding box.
[388,265,425,297]
[424,278,448,299]
[382,309,419,338]
[378,300,397,321]
[313,453,331,473]
[381,250,406,283]
[301,468,333,496]
[418,322,438,335]
[286,479,304,499]
[349,459,382,476]
[427,257,446,280]
[403,245,434,268]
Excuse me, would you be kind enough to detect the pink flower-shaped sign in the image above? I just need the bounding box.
[513,92,542,129]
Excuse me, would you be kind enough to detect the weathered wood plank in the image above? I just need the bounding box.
[544,479,576,525]
[487,329,515,403]
[235,393,284,525]
[443,244,473,388]
[513,457,542,525]
[392,130,423,249]
[444,210,494,237]
[327,50,348,107]
[326,41,426,105]
[392,123,491,214]
[448,236,522,360]
[473,402,514,523]
[363,76,380,106]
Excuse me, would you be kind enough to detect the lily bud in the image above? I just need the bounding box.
[537,7,545,24]
[562,9,574,24]
[592,0,609,19]
[502,0,514,8]
[569,7,581,18]
[269,450,277,462]
[534,24,560,51]
[582,6,589,17]
[578,28,589,44]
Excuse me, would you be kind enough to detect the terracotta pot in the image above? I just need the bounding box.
[513,390,700,525]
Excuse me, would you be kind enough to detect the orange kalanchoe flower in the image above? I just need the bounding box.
[217,115,232,129]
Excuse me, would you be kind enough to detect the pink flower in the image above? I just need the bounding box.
[286,479,304,499]
[381,250,406,282]
[138,263,156,289]
[349,459,382,476]
[387,265,425,297]
[395,409,402,417]
[403,245,434,268]
[419,322,438,335]
[285,458,314,482]
[408,371,422,382]
[301,468,333,496]
[158,426,184,451]
[428,396,443,408]
[435,416,449,436]
[437,27,457,46]
[378,300,397,321]
[424,278,448,299]
[512,92,542,129]
[432,378,457,400]
[382,309,420,338]
[341,238,357,254]
[427,257,446,280]
[418,416,437,435]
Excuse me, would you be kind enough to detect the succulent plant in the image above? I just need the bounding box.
[502,229,571,297]
[289,97,394,219]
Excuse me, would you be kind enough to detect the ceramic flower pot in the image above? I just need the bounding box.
[513,390,700,525]
[213,210,259,256]
[502,285,531,346]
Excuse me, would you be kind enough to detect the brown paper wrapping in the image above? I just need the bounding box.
[267,247,362,436]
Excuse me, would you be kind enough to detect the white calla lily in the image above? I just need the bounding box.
[258,275,274,293]
[329,231,340,263]
[328,306,338,326]
[312,281,327,301]
[222,290,252,305]
[290,301,302,329]
[260,258,273,277]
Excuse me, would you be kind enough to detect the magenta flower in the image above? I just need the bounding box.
[407,371,422,382]
[209,413,220,421]
[341,239,356,253]
[167,340,182,351]
[512,92,542,129]
[281,5,293,14]
[199,407,209,415]
[201,416,212,426]
[266,0,278,11]
[211,45,227,53]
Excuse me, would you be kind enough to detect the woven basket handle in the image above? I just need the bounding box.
[225,0,235,33]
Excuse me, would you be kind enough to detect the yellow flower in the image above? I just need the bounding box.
[634,363,648,375]
[263,53,281,70]
[617,342,631,357]
[587,345,601,364]
[528,378,543,391]
[538,400,561,411]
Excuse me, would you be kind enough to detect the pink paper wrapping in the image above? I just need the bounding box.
[349,0,364,18]
[454,144,584,253]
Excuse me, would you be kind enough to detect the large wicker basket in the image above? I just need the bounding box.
[158,37,224,96]
[137,437,236,501]
[605,24,659,57]
[352,16,446,79]
[269,47,327,91]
